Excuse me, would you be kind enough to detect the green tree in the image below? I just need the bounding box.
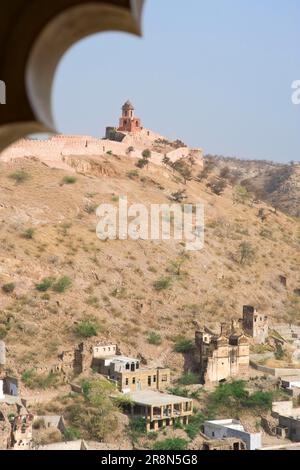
[196,160,216,181]
[239,241,255,265]
[75,321,98,338]
[62,176,77,185]
[2,282,16,293]
[162,155,171,167]
[207,177,227,195]
[178,372,199,385]
[136,158,149,169]
[22,228,35,239]
[142,149,151,159]
[9,170,30,184]
[167,256,187,276]
[68,380,118,441]
[173,160,192,184]
[153,277,172,291]
[36,277,55,292]
[52,276,72,293]
[233,185,252,205]
[64,427,81,441]
[169,190,187,203]
[153,438,188,451]
[174,337,194,353]
[147,332,162,345]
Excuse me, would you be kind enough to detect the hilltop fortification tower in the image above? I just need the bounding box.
[117,100,141,133]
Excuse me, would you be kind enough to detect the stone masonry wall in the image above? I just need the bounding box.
[0,132,203,170]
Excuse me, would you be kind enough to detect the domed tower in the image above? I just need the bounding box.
[118,100,141,133]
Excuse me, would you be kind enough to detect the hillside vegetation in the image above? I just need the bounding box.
[0,153,299,377]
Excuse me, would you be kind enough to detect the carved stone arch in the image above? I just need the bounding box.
[0,0,145,151]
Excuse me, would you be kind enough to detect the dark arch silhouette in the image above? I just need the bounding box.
[0,0,145,151]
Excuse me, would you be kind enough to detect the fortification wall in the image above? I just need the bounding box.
[121,128,165,148]
[250,359,300,378]
[0,133,203,170]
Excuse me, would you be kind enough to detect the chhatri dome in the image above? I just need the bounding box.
[122,100,134,110]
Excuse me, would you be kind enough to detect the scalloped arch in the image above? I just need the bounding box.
[0,0,145,151]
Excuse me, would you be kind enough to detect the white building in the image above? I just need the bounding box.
[204,419,262,450]
[92,343,117,359]
[281,376,300,390]
[101,356,140,374]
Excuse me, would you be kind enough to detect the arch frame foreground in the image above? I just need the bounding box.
[0,0,145,151]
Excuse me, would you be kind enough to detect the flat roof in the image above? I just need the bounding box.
[282,375,300,382]
[205,419,244,432]
[109,356,139,363]
[128,391,192,406]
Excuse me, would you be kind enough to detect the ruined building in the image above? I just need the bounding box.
[195,322,250,385]
[241,305,268,344]
[201,438,246,451]
[12,414,34,450]
[34,342,92,381]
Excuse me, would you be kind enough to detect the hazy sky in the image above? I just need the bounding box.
[53,0,300,163]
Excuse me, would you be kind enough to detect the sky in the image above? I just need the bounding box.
[53,0,300,163]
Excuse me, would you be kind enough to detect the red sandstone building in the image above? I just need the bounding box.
[117,100,141,133]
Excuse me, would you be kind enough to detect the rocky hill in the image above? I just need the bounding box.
[204,155,300,218]
[0,152,299,379]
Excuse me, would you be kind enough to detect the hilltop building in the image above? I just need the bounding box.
[118,100,141,133]
[195,321,250,385]
[1,101,203,169]
[105,100,142,139]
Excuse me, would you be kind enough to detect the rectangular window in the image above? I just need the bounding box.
[125,378,129,386]
[132,377,136,384]
[148,376,151,386]
[162,375,168,382]
[153,376,156,383]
